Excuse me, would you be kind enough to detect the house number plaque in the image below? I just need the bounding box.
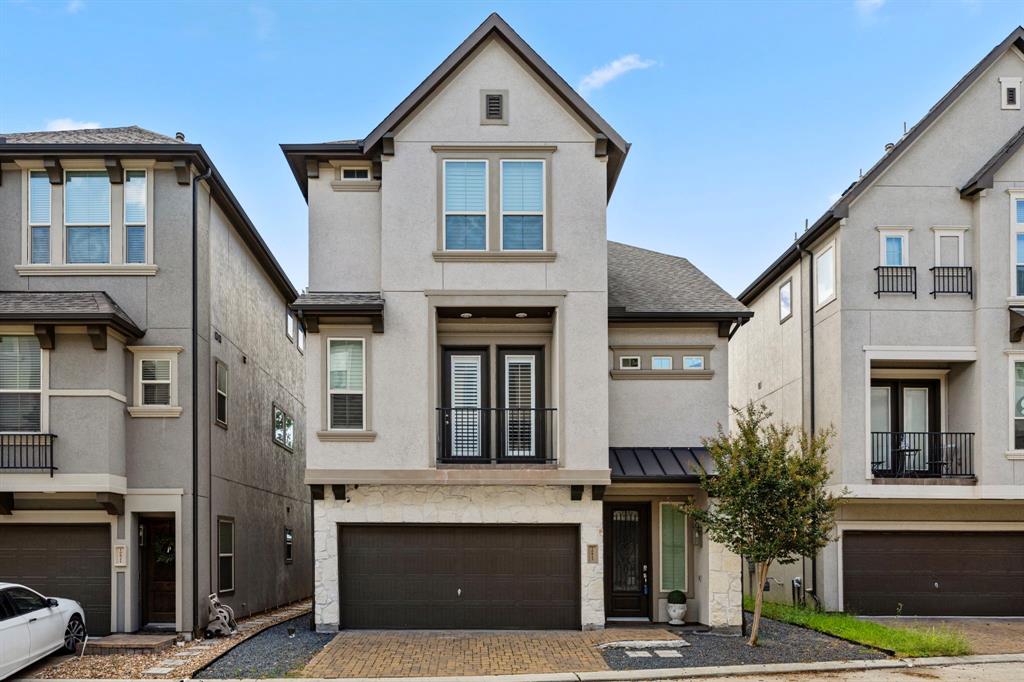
[586,544,599,563]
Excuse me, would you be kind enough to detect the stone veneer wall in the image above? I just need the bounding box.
[313,484,604,631]
[705,537,743,627]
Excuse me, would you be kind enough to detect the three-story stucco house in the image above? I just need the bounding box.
[0,127,310,636]
[285,14,749,631]
[731,27,1024,617]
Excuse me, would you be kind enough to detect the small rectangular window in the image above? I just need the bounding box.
[342,168,369,180]
[443,160,487,250]
[286,312,295,340]
[140,359,172,406]
[297,325,305,354]
[501,160,544,250]
[273,403,295,450]
[124,170,147,263]
[218,518,234,593]
[284,527,294,564]
[0,335,42,432]
[1016,202,1024,296]
[1015,361,1024,450]
[619,356,640,370]
[215,361,228,427]
[28,171,50,265]
[779,280,792,322]
[683,356,705,371]
[816,245,836,306]
[329,339,365,430]
[65,170,110,264]
[660,503,687,592]
[651,356,673,370]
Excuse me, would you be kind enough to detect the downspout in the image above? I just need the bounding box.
[798,245,821,610]
[192,165,213,638]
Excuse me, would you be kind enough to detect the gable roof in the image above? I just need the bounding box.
[961,124,1024,197]
[738,25,1024,306]
[281,13,630,200]
[0,127,298,303]
[608,241,750,321]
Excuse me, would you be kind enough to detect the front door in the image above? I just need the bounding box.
[604,503,651,619]
[871,379,940,474]
[140,518,176,627]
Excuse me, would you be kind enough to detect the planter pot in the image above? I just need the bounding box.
[666,602,687,625]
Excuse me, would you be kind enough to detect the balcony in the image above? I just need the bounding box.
[870,431,974,479]
[929,266,973,298]
[0,433,58,477]
[874,266,917,298]
[436,407,557,464]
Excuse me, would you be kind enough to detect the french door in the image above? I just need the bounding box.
[498,348,544,460]
[442,348,489,460]
[870,379,940,474]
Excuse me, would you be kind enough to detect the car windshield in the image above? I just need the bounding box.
[5,587,48,615]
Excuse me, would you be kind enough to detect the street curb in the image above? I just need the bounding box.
[12,652,1024,682]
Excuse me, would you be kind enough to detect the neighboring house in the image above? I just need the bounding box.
[0,127,310,636]
[284,13,750,631]
[730,28,1024,616]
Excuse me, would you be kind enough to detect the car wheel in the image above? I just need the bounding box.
[63,615,86,653]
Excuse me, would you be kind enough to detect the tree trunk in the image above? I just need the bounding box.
[748,561,771,646]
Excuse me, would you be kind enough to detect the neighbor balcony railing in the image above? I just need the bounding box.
[929,266,973,298]
[874,266,917,298]
[870,431,974,478]
[436,407,557,464]
[0,433,58,477]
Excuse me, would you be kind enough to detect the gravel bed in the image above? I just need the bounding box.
[602,617,887,670]
[194,615,335,679]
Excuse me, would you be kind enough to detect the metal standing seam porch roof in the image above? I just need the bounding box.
[609,447,716,483]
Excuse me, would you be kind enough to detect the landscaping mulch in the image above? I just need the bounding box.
[194,614,335,679]
[601,617,887,670]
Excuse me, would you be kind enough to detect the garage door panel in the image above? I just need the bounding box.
[843,532,1024,617]
[338,524,579,629]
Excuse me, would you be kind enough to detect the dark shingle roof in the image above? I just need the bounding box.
[0,126,182,145]
[291,292,384,310]
[608,241,750,319]
[961,125,1024,197]
[609,447,716,482]
[0,291,144,338]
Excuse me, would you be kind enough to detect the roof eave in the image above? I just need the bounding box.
[0,312,144,339]
[279,142,368,201]
[608,309,753,322]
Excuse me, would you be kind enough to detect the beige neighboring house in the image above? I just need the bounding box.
[730,27,1024,616]
[284,14,751,631]
[0,127,310,636]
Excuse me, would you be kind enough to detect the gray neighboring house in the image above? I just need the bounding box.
[284,13,750,632]
[0,127,310,636]
[731,27,1024,616]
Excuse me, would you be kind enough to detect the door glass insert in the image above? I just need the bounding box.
[871,386,892,471]
[612,510,640,592]
[903,387,930,470]
[504,355,535,457]
[450,355,482,457]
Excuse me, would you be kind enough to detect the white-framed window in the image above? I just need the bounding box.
[297,324,305,354]
[0,335,42,432]
[217,518,234,594]
[815,243,836,307]
[328,338,365,430]
[932,227,966,267]
[64,170,111,264]
[619,356,640,370]
[651,356,673,370]
[284,527,293,564]
[215,360,228,427]
[128,346,183,417]
[443,159,488,250]
[877,228,910,267]
[1000,76,1022,110]
[342,167,370,180]
[500,159,545,251]
[1010,356,1024,454]
[123,169,147,264]
[286,311,295,341]
[779,279,792,323]
[659,502,688,592]
[273,403,295,451]
[1013,195,1024,297]
[28,171,51,264]
[683,356,705,371]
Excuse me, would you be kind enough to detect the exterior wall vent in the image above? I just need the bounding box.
[485,94,503,120]
[1000,76,1022,110]
[480,90,509,125]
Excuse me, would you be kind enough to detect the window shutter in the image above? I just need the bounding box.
[660,505,687,591]
[485,93,503,120]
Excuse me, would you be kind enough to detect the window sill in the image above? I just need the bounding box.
[330,180,381,192]
[610,369,714,380]
[317,430,377,442]
[128,405,183,418]
[432,251,557,263]
[1005,451,1024,460]
[17,264,159,276]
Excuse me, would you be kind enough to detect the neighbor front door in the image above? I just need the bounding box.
[604,503,651,619]
[140,518,176,627]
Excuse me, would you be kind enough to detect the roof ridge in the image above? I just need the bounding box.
[609,240,692,264]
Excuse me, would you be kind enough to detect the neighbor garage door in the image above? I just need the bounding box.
[0,524,111,635]
[843,531,1024,616]
[338,524,579,629]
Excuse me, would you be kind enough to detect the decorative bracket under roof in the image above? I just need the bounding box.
[1010,307,1024,343]
[381,133,395,157]
[43,158,63,184]
[174,159,191,185]
[104,157,124,184]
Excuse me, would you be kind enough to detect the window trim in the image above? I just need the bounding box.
[297,323,305,355]
[0,332,48,434]
[651,356,673,370]
[217,517,235,595]
[659,502,688,593]
[931,226,967,267]
[682,355,706,371]
[779,279,793,323]
[214,360,228,428]
[286,311,295,341]
[63,169,112,265]
[877,227,910,267]
[326,336,367,432]
[1010,354,1024,457]
[127,346,184,417]
[1000,76,1022,110]
[340,167,370,180]
[619,355,641,370]
[1010,192,1024,297]
[499,159,546,252]
[272,402,295,452]
[442,159,489,252]
[122,168,149,265]
[815,241,837,309]
[28,171,51,265]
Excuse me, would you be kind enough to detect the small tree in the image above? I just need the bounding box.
[688,402,843,646]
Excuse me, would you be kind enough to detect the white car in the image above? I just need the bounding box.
[0,582,86,679]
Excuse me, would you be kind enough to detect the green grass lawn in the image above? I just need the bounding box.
[744,597,973,658]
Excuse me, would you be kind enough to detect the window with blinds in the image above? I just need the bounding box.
[140,359,172,406]
[29,171,51,264]
[124,170,147,264]
[444,160,487,250]
[450,355,482,457]
[65,170,110,264]
[0,335,42,432]
[328,339,365,430]
[501,160,544,250]
[504,355,535,457]
[660,503,688,592]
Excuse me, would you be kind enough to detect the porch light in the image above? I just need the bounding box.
[515,312,528,318]
[460,312,473,318]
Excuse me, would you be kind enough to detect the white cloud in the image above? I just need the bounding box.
[46,118,101,131]
[855,0,885,16]
[66,0,84,14]
[578,54,656,94]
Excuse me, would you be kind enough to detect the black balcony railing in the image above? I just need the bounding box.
[930,266,974,298]
[0,433,57,477]
[870,432,974,478]
[436,407,557,463]
[875,266,917,298]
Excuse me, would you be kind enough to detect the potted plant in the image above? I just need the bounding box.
[667,590,687,625]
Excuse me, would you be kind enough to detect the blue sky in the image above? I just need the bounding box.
[2,1,1022,295]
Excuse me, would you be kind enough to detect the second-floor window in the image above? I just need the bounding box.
[328,338,365,430]
[141,359,172,406]
[273,403,295,450]
[215,361,228,427]
[501,160,544,250]
[1015,199,1024,296]
[879,229,908,266]
[816,243,836,306]
[64,170,111,264]
[29,171,51,264]
[0,335,41,432]
[124,170,147,263]
[444,160,487,250]
[779,279,792,322]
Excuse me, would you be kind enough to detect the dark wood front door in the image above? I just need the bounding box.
[604,503,651,619]
[140,518,176,626]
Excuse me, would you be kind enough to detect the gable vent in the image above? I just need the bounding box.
[485,94,504,120]
[1008,87,1018,106]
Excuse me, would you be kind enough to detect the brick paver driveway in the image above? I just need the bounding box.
[303,628,679,678]
[866,618,1024,654]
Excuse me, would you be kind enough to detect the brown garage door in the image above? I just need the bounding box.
[338,524,579,629]
[843,531,1024,616]
[0,524,111,635]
